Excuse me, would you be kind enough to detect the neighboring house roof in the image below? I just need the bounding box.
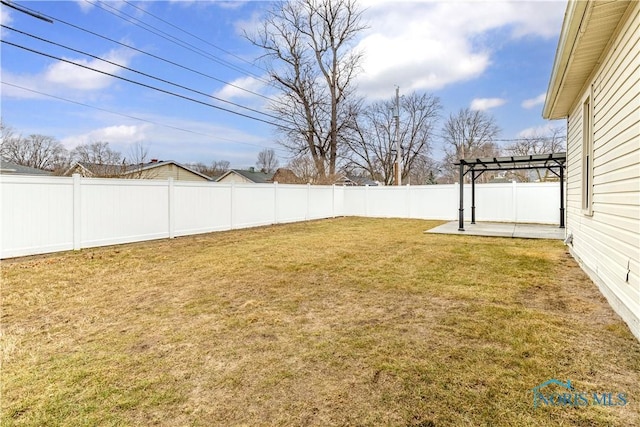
[64,160,212,180]
[122,160,213,180]
[64,162,124,177]
[335,175,379,186]
[216,169,275,183]
[543,0,634,119]
[0,159,53,176]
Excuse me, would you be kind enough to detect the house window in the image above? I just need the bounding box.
[582,96,594,215]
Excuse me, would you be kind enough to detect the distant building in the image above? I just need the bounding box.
[0,160,52,176]
[335,175,379,186]
[122,160,212,181]
[216,168,275,184]
[270,168,307,184]
[64,160,212,181]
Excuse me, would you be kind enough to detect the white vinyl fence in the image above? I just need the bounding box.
[0,175,560,258]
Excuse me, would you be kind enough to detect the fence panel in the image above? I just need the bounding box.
[475,183,516,222]
[1,176,74,258]
[232,184,276,229]
[80,178,170,248]
[364,186,410,218]
[516,183,560,224]
[174,182,233,236]
[408,185,459,219]
[276,184,309,223]
[342,186,368,216]
[308,185,336,220]
[0,175,561,258]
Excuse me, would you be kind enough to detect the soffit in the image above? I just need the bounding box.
[544,1,632,119]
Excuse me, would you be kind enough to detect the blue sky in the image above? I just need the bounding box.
[1,0,567,168]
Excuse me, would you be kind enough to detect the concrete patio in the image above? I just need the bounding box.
[426,221,566,240]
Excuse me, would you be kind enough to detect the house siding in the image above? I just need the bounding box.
[565,3,640,338]
[138,164,209,181]
[217,172,253,184]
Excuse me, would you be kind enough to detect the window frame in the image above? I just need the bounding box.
[582,91,594,216]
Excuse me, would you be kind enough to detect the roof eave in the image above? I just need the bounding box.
[542,0,589,120]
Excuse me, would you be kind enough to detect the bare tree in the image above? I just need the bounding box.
[187,160,231,178]
[124,141,154,179]
[504,127,566,182]
[70,141,124,177]
[72,141,122,164]
[0,119,15,147]
[346,92,441,185]
[441,108,501,183]
[248,0,366,180]
[287,155,317,183]
[256,148,279,173]
[406,154,440,185]
[1,127,69,172]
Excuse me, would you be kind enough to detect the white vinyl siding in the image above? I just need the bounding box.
[565,3,640,339]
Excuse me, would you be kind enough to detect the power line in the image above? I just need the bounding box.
[493,137,565,142]
[121,0,268,75]
[1,81,289,154]
[2,24,287,124]
[0,0,52,23]
[7,1,282,104]
[2,39,293,130]
[85,0,271,85]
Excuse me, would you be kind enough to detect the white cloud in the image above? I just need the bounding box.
[75,0,92,12]
[57,114,276,167]
[61,125,149,149]
[215,1,248,10]
[0,6,12,25]
[2,47,137,98]
[0,6,12,38]
[353,1,566,99]
[169,0,247,10]
[76,0,128,13]
[517,123,556,138]
[214,76,267,100]
[470,97,507,111]
[234,10,264,37]
[522,92,547,109]
[45,48,136,91]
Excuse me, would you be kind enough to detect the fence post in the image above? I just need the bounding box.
[512,180,517,223]
[364,185,369,217]
[168,177,175,238]
[306,183,311,220]
[332,184,336,218]
[274,182,279,224]
[73,174,81,250]
[406,184,411,218]
[230,182,235,230]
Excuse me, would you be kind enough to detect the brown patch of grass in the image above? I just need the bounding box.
[2,217,639,426]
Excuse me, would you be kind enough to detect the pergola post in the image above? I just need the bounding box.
[559,164,565,228]
[471,170,476,224]
[458,162,465,231]
[453,153,566,231]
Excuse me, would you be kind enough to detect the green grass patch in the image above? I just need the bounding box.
[2,217,639,426]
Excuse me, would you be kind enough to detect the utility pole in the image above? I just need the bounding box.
[394,86,401,186]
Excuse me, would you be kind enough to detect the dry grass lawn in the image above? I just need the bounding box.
[2,217,639,426]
